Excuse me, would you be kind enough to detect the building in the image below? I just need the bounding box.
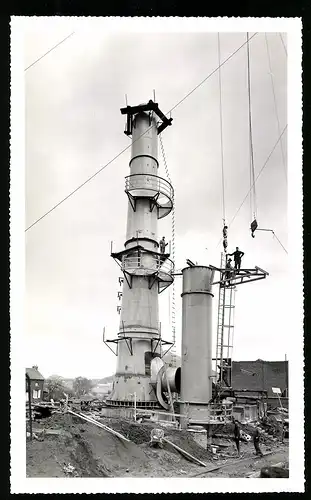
[92,383,112,399]
[232,360,288,397]
[25,365,45,403]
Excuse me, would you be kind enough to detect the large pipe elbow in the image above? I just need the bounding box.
[160,366,181,394]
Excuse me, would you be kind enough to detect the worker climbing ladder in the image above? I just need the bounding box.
[215,252,236,388]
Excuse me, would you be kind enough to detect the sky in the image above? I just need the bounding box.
[22,19,293,379]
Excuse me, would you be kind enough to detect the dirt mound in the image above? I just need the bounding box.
[27,433,108,478]
[99,416,152,444]
[100,416,213,463]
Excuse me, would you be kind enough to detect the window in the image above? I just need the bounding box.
[33,389,41,399]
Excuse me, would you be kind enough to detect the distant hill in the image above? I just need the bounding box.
[97,375,114,384]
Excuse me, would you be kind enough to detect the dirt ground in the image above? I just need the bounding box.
[26,413,289,478]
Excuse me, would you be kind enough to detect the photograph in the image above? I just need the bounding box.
[10,16,303,494]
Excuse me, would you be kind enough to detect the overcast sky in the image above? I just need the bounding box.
[23,19,291,379]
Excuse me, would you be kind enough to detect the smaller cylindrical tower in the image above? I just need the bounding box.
[179,266,215,427]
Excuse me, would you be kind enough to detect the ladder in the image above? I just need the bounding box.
[215,252,236,388]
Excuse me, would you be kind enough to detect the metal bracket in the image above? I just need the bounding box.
[149,192,160,213]
[117,291,123,300]
[123,337,133,356]
[151,337,161,354]
[103,341,118,356]
[118,277,124,286]
[123,271,133,289]
[148,273,158,289]
[126,191,137,212]
[117,306,121,314]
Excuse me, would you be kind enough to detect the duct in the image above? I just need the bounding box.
[150,357,164,385]
[156,366,170,410]
[160,366,181,394]
[180,265,215,427]
[150,359,181,410]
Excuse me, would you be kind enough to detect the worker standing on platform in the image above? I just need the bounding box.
[225,258,233,285]
[159,236,168,254]
[228,247,244,271]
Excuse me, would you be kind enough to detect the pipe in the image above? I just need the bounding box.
[160,366,181,393]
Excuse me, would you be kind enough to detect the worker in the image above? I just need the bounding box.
[233,418,241,457]
[250,219,258,238]
[228,247,244,271]
[149,428,164,448]
[225,258,233,285]
[159,236,168,254]
[222,225,228,252]
[217,360,230,387]
[253,427,263,457]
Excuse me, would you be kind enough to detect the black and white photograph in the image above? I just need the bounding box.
[10,17,303,494]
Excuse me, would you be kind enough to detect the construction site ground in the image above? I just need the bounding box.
[26,413,289,478]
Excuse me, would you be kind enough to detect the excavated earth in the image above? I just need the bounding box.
[26,413,289,478]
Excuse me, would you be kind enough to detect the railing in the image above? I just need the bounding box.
[125,174,173,208]
[182,401,233,425]
[122,252,174,278]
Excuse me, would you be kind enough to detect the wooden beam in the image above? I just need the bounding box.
[67,409,130,442]
[163,437,207,467]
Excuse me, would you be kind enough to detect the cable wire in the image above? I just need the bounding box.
[25,32,75,71]
[25,32,259,233]
[246,32,257,220]
[215,124,287,249]
[228,124,287,229]
[265,33,287,181]
[217,32,226,223]
[257,229,288,254]
[279,33,287,57]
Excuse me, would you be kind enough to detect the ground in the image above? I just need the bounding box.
[26,413,289,478]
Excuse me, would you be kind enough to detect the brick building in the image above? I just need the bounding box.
[25,365,45,403]
[232,359,288,397]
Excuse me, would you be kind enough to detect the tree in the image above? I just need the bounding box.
[45,376,68,401]
[73,377,94,397]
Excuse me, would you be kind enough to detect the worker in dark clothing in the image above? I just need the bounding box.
[222,225,228,252]
[253,428,263,457]
[228,247,244,271]
[233,419,241,457]
[159,236,168,254]
[250,219,258,238]
[225,258,233,285]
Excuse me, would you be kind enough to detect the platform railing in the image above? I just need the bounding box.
[122,252,174,277]
[125,173,173,205]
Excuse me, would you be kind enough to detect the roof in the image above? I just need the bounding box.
[26,367,45,381]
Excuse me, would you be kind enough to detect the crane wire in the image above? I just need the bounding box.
[246,32,257,221]
[25,32,259,233]
[229,125,287,228]
[265,32,287,181]
[217,32,226,224]
[25,32,75,71]
[279,33,288,57]
[215,125,287,251]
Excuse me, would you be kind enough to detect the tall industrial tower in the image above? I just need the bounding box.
[106,100,175,408]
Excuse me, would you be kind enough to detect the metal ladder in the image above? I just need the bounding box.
[215,252,236,387]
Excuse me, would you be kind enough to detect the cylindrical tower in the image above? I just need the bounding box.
[179,265,215,427]
[107,100,174,408]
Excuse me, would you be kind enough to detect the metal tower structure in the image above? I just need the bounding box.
[105,100,175,409]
